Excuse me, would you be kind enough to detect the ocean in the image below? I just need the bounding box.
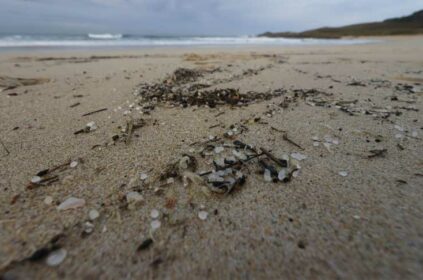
[0,33,374,49]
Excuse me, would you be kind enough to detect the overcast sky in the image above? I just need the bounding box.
[0,0,422,35]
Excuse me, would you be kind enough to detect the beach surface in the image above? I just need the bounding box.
[0,37,422,279]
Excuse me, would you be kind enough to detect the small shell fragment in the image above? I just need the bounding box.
[46,249,67,266]
[140,173,148,181]
[126,192,144,204]
[264,169,272,182]
[151,220,161,230]
[150,209,160,219]
[214,146,224,154]
[44,196,53,205]
[86,121,97,131]
[70,161,78,168]
[394,125,404,132]
[89,209,100,221]
[198,211,208,220]
[278,169,287,181]
[31,176,42,184]
[338,171,348,177]
[291,152,307,161]
[57,197,85,211]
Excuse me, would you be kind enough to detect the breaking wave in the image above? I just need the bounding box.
[87,33,123,40]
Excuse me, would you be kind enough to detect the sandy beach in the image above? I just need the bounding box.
[0,37,422,279]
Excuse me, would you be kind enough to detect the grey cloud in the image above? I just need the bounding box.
[0,0,422,35]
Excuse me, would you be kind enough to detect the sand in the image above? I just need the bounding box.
[0,37,422,279]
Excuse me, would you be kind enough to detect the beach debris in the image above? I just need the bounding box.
[137,238,153,251]
[31,176,42,184]
[0,139,10,156]
[165,68,205,85]
[291,152,307,161]
[57,197,85,211]
[151,220,161,230]
[394,125,404,132]
[150,209,160,219]
[263,169,272,182]
[27,159,76,189]
[89,209,100,221]
[82,222,95,236]
[367,148,387,158]
[126,191,144,209]
[277,131,305,150]
[113,118,146,144]
[44,196,53,205]
[24,234,65,263]
[74,121,97,135]
[135,83,286,109]
[82,108,108,117]
[140,172,148,181]
[0,76,49,91]
[338,171,348,177]
[70,161,78,168]
[198,211,209,220]
[46,249,67,267]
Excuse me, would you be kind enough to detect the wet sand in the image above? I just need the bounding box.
[0,37,422,279]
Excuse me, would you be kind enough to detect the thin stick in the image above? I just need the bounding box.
[260,147,284,167]
[282,133,304,150]
[0,139,10,156]
[82,108,107,116]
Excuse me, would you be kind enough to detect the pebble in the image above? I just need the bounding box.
[70,161,78,168]
[338,171,348,177]
[31,176,42,184]
[198,211,209,220]
[151,220,161,230]
[150,209,160,219]
[395,133,403,139]
[89,209,100,220]
[313,142,320,147]
[44,196,53,205]
[411,130,418,138]
[46,249,67,266]
[166,177,175,184]
[57,197,85,211]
